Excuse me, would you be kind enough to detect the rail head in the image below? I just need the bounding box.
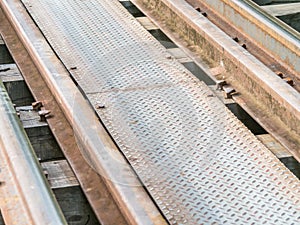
[0,0,167,224]
[196,0,300,75]
[244,0,300,36]
[133,0,300,158]
[0,80,67,225]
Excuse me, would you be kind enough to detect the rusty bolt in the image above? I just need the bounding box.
[32,101,43,111]
[275,71,284,78]
[223,85,236,99]
[216,80,227,90]
[38,110,51,122]
[283,77,294,86]
[43,168,49,179]
[233,37,239,42]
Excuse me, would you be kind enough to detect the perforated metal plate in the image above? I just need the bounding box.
[22,0,300,224]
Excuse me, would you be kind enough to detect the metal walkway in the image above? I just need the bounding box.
[22,0,300,224]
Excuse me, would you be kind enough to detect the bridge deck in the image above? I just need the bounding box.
[21,0,300,224]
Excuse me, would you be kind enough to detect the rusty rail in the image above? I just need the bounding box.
[133,0,300,160]
[195,0,300,75]
[0,80,67,225]
[0,0,166,224]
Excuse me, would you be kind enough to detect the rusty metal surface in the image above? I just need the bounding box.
[0,4,129,225]
[0,137,32,225]
[0,1,165,224]
[135,0,300,159]
[0,79,67,225]
[17,0,300,224]
[195,0,300,75]
[186,0,300,91]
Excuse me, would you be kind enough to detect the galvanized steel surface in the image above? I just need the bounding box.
[22,0,300,224]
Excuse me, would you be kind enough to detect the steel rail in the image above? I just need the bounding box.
[184,0,300,91]
[194,0,300,76]
[16,0,300,224]
[192,0,300,76]
[0,80,67,225]
[0,14,128,225]
[0,0,166,224]
[261,2,300,17]
[134,0,300,159]
[1,0,299,224]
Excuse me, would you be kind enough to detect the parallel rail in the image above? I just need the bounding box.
[185,0,300,91]
[0,0,164,224]
[134,0,300,159]
[0,80,66,225]
[1,0,300,224]
[193,0,300,75]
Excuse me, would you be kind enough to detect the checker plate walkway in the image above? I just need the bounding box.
[22,0,300,224]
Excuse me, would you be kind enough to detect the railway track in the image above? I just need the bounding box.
[0,43,112,224]
[0,0,300,224]
[133,0,300,160]
[186,0,300,91]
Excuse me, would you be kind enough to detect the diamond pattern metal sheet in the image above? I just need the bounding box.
[88,83,300,224]
[22,0,300,224]
[22,0,195,94]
